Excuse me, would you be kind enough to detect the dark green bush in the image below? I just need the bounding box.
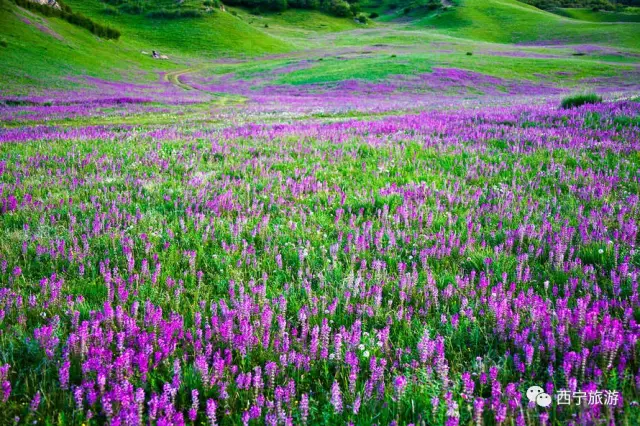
[369,11,379,18]
[0,38,7,48]
[327,0,352,16]
[560,93,603,109]
[102,5,119,15]
[270,0,288,11]
[426,0,442,10]
[119,3,144,14]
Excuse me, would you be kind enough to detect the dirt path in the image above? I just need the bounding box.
[163,66,249,106]
[164,68,200,90]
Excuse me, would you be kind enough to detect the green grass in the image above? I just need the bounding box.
[411,0,640,48]
[359,0,448,22]
[0,0,295,91]
[102,0,214,15]
[553,7,640,23]
[247,9,361,32]
[0,2,176,93]
[272,55,433,85]
[63,0,292,57]
[2,0,640,96]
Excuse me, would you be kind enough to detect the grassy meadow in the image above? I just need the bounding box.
[1,0,640,424]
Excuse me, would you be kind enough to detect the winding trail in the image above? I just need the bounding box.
[163,66,248,106]
[164,68,200,90]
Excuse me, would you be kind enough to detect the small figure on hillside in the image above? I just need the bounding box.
[152,50,159,58]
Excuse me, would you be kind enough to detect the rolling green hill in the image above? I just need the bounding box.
[1,0,639,96]
[63,0,293,56]
[411,0,640,47]
[0,0,172,92]
[553,6,640,22]
[0,0,293,92]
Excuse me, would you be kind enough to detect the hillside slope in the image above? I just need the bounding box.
[1,0,639,97]
[412,0,640,47]
[0,1,170,94]
[62,0,292,57]
[553,7,640,22]
[0,0,294,93]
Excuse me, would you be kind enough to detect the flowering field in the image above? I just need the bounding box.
[2,0,640,423]
[2,85,640,425]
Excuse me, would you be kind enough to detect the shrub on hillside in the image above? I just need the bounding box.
[102,5,120,15]
[426,0,442,10]
[270,0,288,11]
[369,11,379,18]
[560,93,603,109]
[326,0,352,16]
[119,2,144,14]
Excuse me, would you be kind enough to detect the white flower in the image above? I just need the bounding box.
[329,353,335,360]
[376,341,383,347]
[598,249,604,254]
[358,344,365,351]
[363,350,370,358]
